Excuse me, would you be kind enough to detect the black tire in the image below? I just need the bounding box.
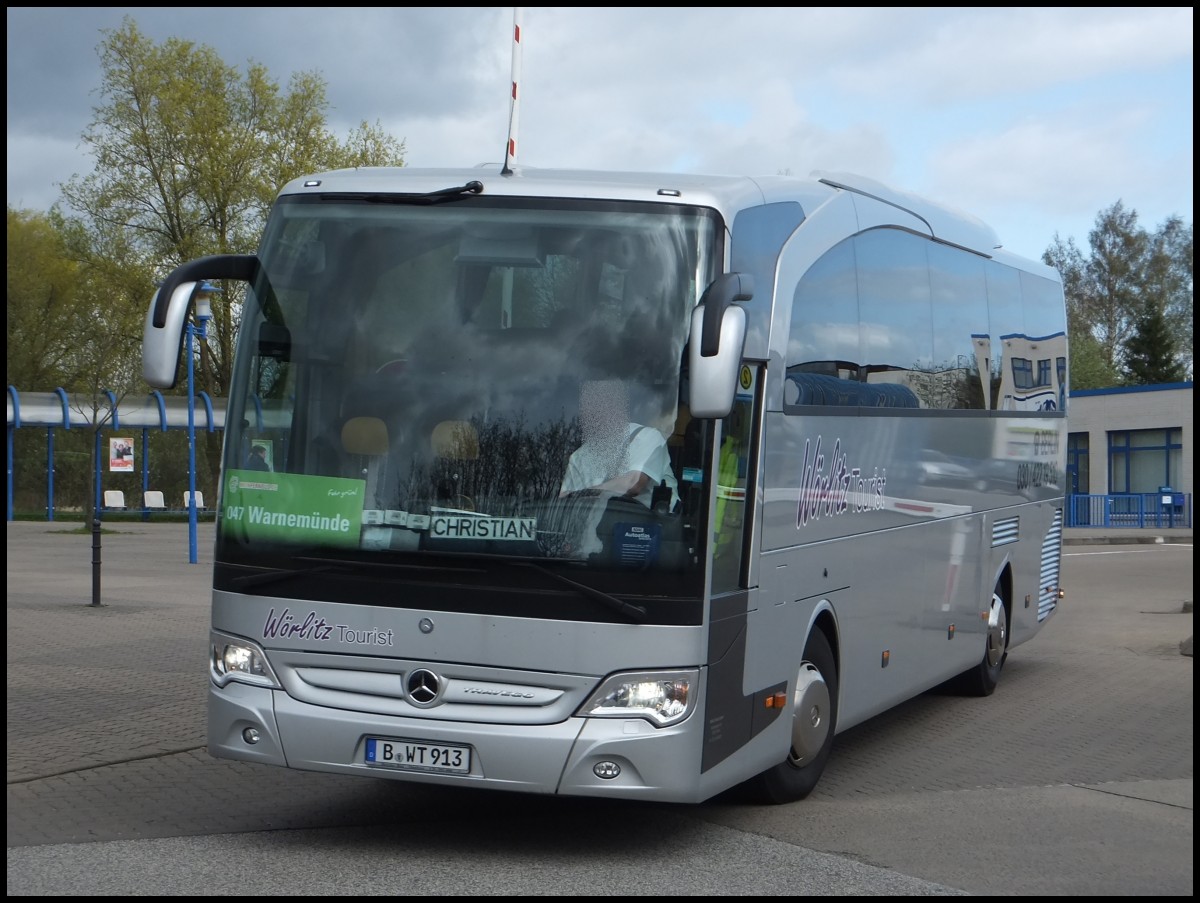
[747,629,838,804]
[949,586,1008,697]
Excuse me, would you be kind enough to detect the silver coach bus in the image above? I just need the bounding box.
[143,166,1067,804]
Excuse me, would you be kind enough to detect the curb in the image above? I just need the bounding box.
[1063,535,1193,546]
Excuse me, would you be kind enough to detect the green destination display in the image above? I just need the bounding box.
[222,470,366,547]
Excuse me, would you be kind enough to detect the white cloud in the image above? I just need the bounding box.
[6,133,90,212]
[5,6,1192,262]
[833,7,1194,103]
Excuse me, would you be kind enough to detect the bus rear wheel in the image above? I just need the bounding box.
[949,585,1008,697]
[748,629,838,804]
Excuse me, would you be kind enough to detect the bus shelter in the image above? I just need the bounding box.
[6,385,226,522]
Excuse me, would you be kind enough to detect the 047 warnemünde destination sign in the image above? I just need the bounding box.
[222,471,366,547]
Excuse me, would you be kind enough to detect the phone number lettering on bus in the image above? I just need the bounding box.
[1016,461,1061,491]
[1033,429,1060,456]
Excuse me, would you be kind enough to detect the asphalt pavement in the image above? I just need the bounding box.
[6,518,1192,894]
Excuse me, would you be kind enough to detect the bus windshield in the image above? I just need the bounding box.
[218,194,720,607]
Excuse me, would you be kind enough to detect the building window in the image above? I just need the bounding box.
[1036,358,1051,387]
[1108,428,1182,493]
[1010,357,1033,390]
[1067,432,1089,494]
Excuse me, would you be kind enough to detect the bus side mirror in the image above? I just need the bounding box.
[143,280,199,389]
[688,273,752,418]
[142,254,259,389]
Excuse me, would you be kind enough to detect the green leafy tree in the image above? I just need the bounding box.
[55,16,407,501]
[1045,201,1193,389]
[1044,202,1146,376]
[60,214,159,521]
[7,206,149,515]
[7,207,84,515]
[6,208,84,389]
[1066,330,1121,390]
[60,17,407,400]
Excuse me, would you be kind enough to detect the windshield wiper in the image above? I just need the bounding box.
[231,563,339,590]
[509,561,648,624]
[228,555,646,623]
[425,180,484,198]
[231,557,483,591]
[337,180,485,206]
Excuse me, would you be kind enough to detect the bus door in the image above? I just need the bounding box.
[712,364,759,593]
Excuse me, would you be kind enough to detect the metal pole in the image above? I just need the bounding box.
[91,516,102,606]
[6,424,12,522]
[47,426,55,521]
[187,320,198,564]
[141,428,150,522]
[94,431,102,521]
[501,7,523,176]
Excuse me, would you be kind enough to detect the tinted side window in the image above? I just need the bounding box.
[984,263,1023,410]
[786,236,861,392]
[731,202,805,352]
[856,229,934,407]
[928,242,990,410]
[785,228,1060,414]
[1022,271,1069,412]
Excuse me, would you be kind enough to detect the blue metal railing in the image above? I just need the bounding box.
[1066,493,1193,528]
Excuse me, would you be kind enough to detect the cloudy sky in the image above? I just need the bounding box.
[6,7,1193,262]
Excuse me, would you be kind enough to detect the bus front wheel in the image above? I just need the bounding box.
[749,628,838,804]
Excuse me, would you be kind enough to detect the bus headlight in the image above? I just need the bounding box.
[579,670,699,727]
[210,632,281,689]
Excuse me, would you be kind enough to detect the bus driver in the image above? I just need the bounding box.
[559,379,679,512]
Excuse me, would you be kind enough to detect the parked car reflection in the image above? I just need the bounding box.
[913,449,983,492]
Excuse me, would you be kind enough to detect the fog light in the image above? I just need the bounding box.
[593,760,621,779]
[242,727,261,745]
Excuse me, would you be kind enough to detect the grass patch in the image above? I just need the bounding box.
[11,511,214,524]
[48,526,125,535]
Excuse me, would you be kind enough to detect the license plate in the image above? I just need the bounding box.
[365,737,471,774]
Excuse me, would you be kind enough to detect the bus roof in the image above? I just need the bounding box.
[277,164,1038,265]
[278,163,829,215]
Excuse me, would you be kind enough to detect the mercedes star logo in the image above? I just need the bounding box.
[405,668,442,706]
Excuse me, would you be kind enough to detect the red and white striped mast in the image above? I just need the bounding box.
[500,7,523,176]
